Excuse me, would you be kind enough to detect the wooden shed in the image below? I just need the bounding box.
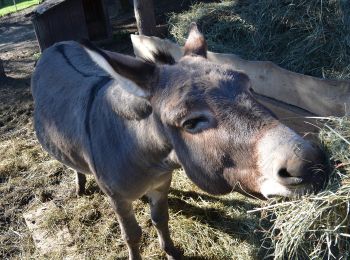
[31,0,112,51]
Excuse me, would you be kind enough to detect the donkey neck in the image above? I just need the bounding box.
[92,82,175,171]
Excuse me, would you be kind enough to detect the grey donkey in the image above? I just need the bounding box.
[31,23,329,259]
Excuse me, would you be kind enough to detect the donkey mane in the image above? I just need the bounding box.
[146,49,176,65]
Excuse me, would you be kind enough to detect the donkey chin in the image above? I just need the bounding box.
[256,124,329,199]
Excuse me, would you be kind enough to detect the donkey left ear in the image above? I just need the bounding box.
[184,22,207,58]
[80,40,157,99]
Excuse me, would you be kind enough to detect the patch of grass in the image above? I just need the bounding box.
[32,52,41,61]
[254,117,350,259]
[169,0,350,79]
[112,30,130,42]
[0,0,41,17]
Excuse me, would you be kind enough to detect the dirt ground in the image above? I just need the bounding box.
[0,6,37,135]
[0,7,51,259]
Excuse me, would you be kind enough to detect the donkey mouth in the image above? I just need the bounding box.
[266,186,313,199]
[277,175,304,186]
[260,178,317,199]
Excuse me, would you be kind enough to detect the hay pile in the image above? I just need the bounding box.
[169,0,350,79]
[170,1,350,259]
[250,117,350,259]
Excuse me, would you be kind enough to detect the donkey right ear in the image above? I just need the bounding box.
[80,40,157,99]
[184,22,207,58]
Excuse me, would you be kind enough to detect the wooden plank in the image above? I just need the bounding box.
[134,0,156,36]
[131,35,350,117]
[254,93,320,135]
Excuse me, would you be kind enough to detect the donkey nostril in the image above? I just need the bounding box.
[277,168,304,186]
[278,168,292,178]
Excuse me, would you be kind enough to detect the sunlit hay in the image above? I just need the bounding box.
[0,123,73,259]
[165,172,262,259]
[38,169,263,259]
[1,120,265,259]
[169,3,350,258]
[3,118,347,259]
[252,117,350,259]
[169,0,350,80]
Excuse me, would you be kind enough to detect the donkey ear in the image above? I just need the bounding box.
[80,40,157,98]
[184,22,207,58]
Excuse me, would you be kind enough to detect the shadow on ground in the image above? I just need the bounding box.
[169,188,273,259]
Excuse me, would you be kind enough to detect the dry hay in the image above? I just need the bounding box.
[169,0,350,80]
[0,121,264,258]
[169,1,350,259]
[250,117,350,259]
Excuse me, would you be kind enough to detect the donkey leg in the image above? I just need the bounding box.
[147,178,182,260]
[110,198,142,260]
[75,171,86,196]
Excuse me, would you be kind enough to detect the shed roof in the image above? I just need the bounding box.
[33,0,67,15]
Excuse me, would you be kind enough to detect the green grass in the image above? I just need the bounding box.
[0,0,41,17]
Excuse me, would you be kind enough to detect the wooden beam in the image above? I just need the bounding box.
[133,0,156,36]
[131,34,350,117]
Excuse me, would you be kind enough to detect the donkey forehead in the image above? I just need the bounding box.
[159,58,249,95]
[155,59,251,122]
[177,56,245,79]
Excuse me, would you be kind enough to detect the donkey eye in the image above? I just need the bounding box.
[182,116,209,133]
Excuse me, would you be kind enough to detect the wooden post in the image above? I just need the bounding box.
[133,0,156,36]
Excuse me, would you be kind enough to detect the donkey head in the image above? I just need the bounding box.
[81,23,329,199]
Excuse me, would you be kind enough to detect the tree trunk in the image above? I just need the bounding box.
[133,0,156,36]
[0,58,5,78]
